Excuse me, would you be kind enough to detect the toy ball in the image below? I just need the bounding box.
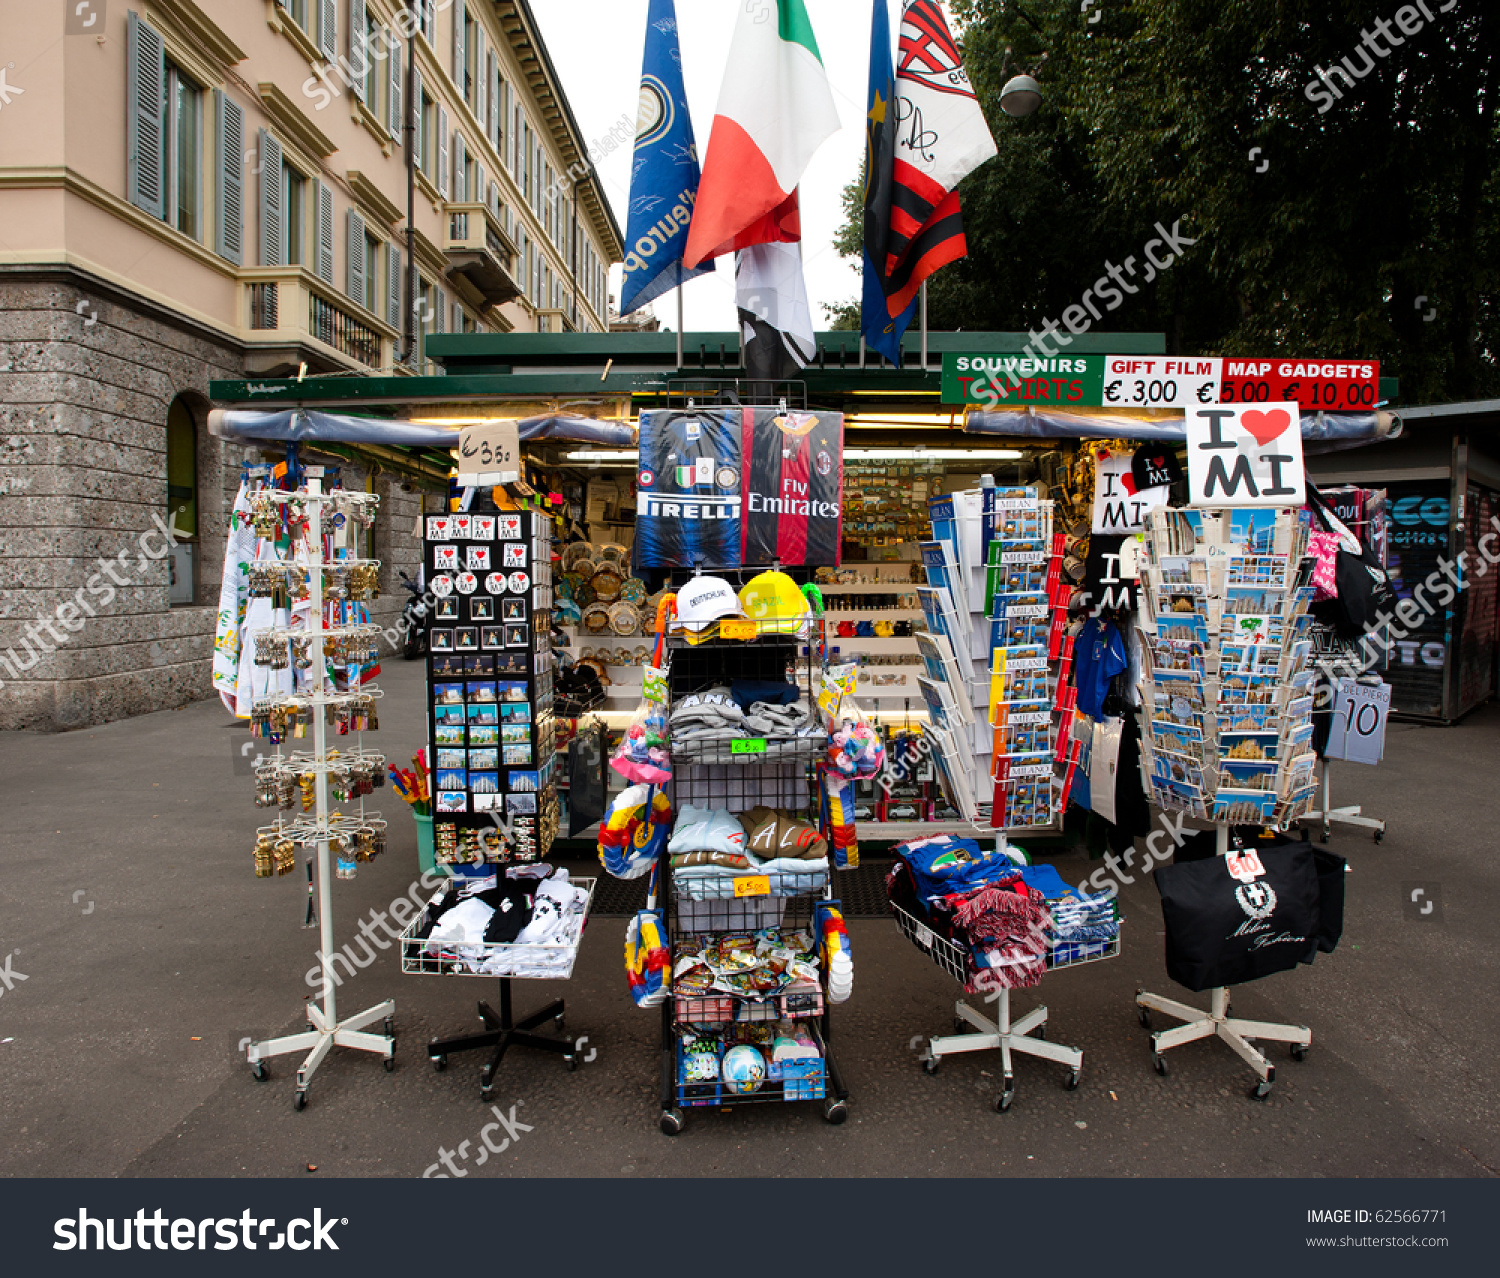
[721,1044,767,1095]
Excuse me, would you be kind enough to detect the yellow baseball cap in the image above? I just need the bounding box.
[738,571,810,635]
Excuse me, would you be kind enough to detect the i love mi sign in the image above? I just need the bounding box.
[1186,404,1305,507]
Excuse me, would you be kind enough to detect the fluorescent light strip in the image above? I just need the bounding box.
[845,448,1022,460]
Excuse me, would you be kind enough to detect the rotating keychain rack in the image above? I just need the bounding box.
[242,469,396,1109]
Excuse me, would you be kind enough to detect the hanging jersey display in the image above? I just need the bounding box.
[635,407,844,569]
[741,410,844,567]
[635,409,744,569]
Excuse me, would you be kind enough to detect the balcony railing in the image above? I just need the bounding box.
[241,268,396,370]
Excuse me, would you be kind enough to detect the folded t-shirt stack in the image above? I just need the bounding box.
[667,804,830,897]
[671,685,822,763]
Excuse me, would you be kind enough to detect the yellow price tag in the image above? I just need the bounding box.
[733,875,771,898]
[720,618,757,640]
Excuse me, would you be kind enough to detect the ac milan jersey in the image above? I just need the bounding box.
[634,409,743,569]
[741,409,843,567]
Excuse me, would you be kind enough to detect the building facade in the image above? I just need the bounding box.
[0,0,623,730]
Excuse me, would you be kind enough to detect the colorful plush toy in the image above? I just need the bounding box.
[827,715,885,778]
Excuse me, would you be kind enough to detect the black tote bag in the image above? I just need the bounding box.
[1305,486,1397,640]
[1154,843,1322,991]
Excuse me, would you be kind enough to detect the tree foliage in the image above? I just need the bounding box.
[831,0,1500,402]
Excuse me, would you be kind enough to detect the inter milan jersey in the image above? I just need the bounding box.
[634,409,743,569]
[741,409,843,567]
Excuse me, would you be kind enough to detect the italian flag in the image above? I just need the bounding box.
[682,0,840,269]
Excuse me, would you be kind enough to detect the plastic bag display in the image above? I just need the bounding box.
[815,902,853,1003]
[1088,717,1123,825]
[820,675,885,779]
[625,908,670,1007]
[610,666,671,784]
[819,766,860,870]
[598,783,673,879]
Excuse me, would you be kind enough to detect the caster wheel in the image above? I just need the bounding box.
[383,1056,396,1073]
[1290,1043,1309,1062]
[251,1060,270,1082]
[431,1054,448,1072]
[554,1015,566,1033]
[660,1108,684,1137]
[1319,830,1330,844]
[565,1056,578,1072]
[383,1016,395,1038]
[1137,1005,1152,1030]
[923,1057,940,1075]
[996,1084,1015,1113]
[1152,1052,1168,1076]
[1373,830,1384,844]
[293,1090,308,1111]
[1251,1080,1274,1101]
[822,1099,848,1125]
[1064,1069,1081,1091]
[953,1017,969,1034]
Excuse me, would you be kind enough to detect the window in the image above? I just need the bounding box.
[421,0,436,44]
[283,0,308,29]
[165,396,198,606]
[420,92,435,181]
[362,12,382,114]
[281,161,306,265]
[363,230,379,314]
[463,15,476,103]
[157,59,201,239]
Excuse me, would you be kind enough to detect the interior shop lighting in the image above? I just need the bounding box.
[844,448,1023,460]
[564,450,639,461]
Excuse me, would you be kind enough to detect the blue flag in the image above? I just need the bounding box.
[860,0,916,365]
[619,0,713,316]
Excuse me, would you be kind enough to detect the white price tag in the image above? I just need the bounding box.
[456,419,521,485]
[1103,355,1222,407]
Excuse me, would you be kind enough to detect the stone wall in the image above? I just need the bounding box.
[0,268,428,732]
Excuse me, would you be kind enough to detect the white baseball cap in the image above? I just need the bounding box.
[675,576,744,632]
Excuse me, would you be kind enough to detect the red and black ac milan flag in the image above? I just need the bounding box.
[877,0,997,319]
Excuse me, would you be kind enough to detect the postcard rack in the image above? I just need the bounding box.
[1133,507,1319,1099]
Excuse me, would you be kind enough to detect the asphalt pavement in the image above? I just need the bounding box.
[0,657,1495,1179]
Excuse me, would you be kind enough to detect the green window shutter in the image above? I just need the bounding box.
[452,0,466,89]
[258,129,283,266]
[387,242,401,328]
[126,11,165,219]
[349,0,367,102]
[387,36,402,140]
[347,207,366,301]
[437,105,449,197]
[315,179,335,283]
[213,90,244,264]
[319,0,337,60]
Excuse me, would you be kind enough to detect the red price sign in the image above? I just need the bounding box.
[1220,359,1380,412]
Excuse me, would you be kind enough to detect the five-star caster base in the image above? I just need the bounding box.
[427,978,582,1101]
[1135,986,1310,1100]
[918,991,1084,1112]
[247,999,396,1110]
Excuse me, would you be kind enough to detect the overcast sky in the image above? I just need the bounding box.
[530,0,882,333]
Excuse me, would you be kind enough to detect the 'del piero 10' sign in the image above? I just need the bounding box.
[942,353,1381,413]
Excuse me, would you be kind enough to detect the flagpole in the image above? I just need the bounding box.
[920,280,929,370]
[676,285,684,370]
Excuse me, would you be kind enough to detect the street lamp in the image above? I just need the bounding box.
[1000,73,1043,117]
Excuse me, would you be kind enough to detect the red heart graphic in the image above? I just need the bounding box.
[1241,409,1292,448]
[1120,472,1138,496]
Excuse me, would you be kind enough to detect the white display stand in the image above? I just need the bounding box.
[1298,757,1386,844]
[920,988,1083,1113]
[244,470,395,1108]
[1134,827,1311,1101]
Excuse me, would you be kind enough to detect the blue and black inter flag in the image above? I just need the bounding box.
[633,409,743,570]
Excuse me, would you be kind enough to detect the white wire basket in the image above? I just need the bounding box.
[399,876,596,981]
